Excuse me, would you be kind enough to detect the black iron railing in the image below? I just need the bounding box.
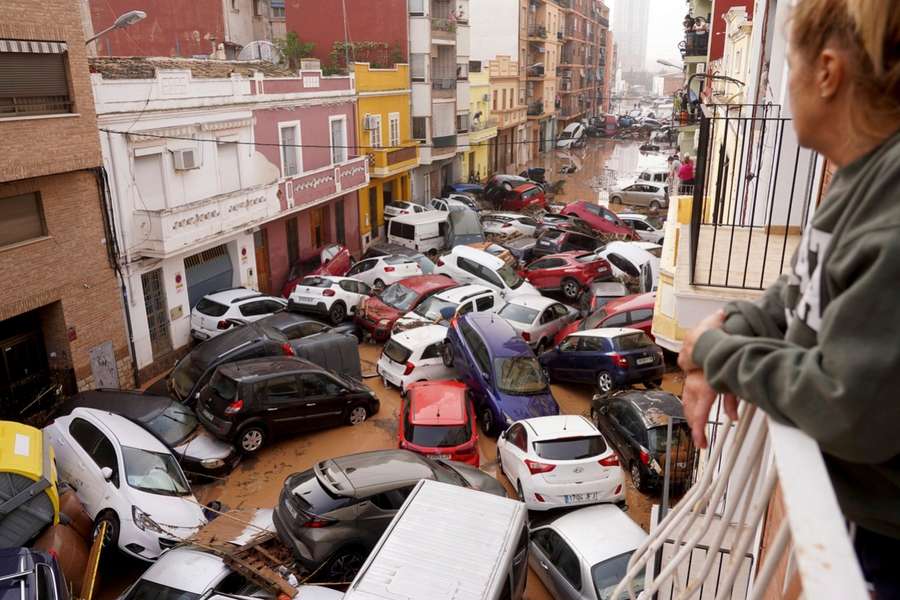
[681,31,709,58]
[689,104,821,290]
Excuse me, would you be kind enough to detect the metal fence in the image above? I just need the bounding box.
[689,103,821,290]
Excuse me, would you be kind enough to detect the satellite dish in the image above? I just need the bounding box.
[238,40,283,64]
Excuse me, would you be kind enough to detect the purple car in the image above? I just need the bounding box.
[442,312,559,436]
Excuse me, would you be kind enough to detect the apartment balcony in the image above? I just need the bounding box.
[432,77,457,99]
[430,18,457,43]
[431,134,457,158]
[367,143,420,178]
[527,23,548,40]
[598,15,609,28]
[526,64,546,79]
[681,30,709,59]
[526,101,545,117]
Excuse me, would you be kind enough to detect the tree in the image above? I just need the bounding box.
[276,32,315,70]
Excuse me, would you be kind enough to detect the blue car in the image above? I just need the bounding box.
[539,327,665,394]
[443,313,559,436]
[442,182,485,197]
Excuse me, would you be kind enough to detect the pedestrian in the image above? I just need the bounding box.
[677,155,693,193]
[677,0,900,597]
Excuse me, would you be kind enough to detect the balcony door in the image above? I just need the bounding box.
[253,229,271,294]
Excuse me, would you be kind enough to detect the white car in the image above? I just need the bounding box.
[597,242,661,292]
[481,212,540,238]
[287,275,371,324]
[496,295,579,351]
[45,408,207,561]
[428,197,472,213]
[497,415,624,511]
[633,241,663,258]
[556,122,586,149]
[345,254,427,289]
[528,504,648,600]
[384,200,429,220]
[618,213,665,244]
[392,284,504,333]
[608,181,669,211]
[377,324,455,394]
[190,288,287,341]
[435,245,539,299]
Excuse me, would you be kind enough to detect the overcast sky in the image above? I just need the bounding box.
[610,0,686,71]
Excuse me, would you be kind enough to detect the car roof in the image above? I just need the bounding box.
[512,183,540,193]
[69,407,169,453]
[393,274,456,294]
[461,313,531,358]
[319,450,436,497]
[304,275,355,283]
[604,292,656,313]
[484,212,527,220]
[391,324,449,346]
[64,389,173,423]
[617,213,649,221]
[521,415,596,440]
[616,390,685,426]
[141,547,230,592]
[547,505,648,566]
[408,382,468,426]
[217,356,322,380]
[433,283,493,302]
[505,294,557,310]
[189,322,277,362]
[203,287,263,304]
[449,245,505,269]
[571,327,643,339]
[256,311,325,331]
[390,211,448,225]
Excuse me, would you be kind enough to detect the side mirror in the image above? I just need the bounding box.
[599,405,609,415]
[481,370,491,382]
[101,467,113,481]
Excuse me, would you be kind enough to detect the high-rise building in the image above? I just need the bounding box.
[611,0,649,72]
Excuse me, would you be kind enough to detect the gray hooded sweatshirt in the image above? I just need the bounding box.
[693,130,900,539]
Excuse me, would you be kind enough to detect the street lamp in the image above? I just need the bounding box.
[85,10,147,45]
[656,59,683,70]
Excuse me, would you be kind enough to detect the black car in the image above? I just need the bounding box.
[532,228,603,257]
[169,321,295,405]
[590,390,695,493]
[260,305,360,340]
[198,357,380,454]
[0,548,68,600]
[56,389,240,479]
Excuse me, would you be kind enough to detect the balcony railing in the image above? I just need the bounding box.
[527,101,544,116]
[610,401,868,600]
[526,65,545,78]
[528,24,548,38]
[432,134,457,149]
[0,95,72,117]
[431,17,457,37]
[369,143,419,177]
[681,31,709,58]
[689,104,819,290]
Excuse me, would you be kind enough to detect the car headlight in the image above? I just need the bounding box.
[132,506,160,533]
[378,319,391,327]
[201,458,225,469]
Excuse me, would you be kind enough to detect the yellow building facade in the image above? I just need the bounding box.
[354,62,419,247]
[460,67,498,182]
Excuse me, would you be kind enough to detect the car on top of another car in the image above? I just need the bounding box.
[355,275,457,342]
[555,291,656,344]
[435,245,539,300]
[560,201,638,240]
[190,288,287,341]
[522,252,613,300]
[281,243,352,297]
[496,296,579,353]
[344,253,431,290]
[287,276,371,324]
[391,283,503,334]
[532,228,604,259]
[377,324,455,394]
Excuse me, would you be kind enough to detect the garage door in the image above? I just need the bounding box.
[184,245,233,308]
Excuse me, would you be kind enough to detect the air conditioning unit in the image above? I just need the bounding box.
[363,115,379,130]
[171,148,200,170]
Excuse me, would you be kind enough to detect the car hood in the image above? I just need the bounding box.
[440,461,508,497]
[494,390,559,423]
[172,426,237,463]
[127,489,207,533]
[364,299,402,323]
[505,280,540,298]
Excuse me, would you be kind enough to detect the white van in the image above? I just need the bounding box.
[556,122,586,149]
[387,211,450,255]
[343,479,530,600]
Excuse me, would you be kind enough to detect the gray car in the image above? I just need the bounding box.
[273,449,506,582]
[608,182,669,211]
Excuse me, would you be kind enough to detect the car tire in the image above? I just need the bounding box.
[325,548,365,583]
[329,301,347,325]
[561,277,582,300]
[441,343,454,367]
[631,462,648,493]
[610,195,623,204]
[93,510,120,551]
[237,425,266,455]
[596,370,614,394]
[481,407,498,437]
[650,200,662,211]
[647,378,663,389]
[373,278,385,291]
[347,403,369,426]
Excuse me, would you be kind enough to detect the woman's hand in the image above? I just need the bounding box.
[678,309,726,372]
[683,370,739,448]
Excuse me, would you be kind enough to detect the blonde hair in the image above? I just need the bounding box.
[791,0,900,131]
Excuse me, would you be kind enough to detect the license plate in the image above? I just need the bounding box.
[636,356,654,365]
[434,454,451,460]
[297,297,315,304]
[565,492,599,504]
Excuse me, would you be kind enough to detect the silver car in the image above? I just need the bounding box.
[609,182,669,211]
[497,295,579,352]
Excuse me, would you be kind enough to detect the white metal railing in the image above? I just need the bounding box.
[611,401,868,600]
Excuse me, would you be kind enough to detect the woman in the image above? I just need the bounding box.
[677,155,694,193]
[678,0,900,596]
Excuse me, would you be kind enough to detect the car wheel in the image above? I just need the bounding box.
[329,301,347,324]
[481,407,498,437]
[347,404,369,426]
[237,426,266,455]
[647,378,663,389]
[561,277,581,300]
[92,510,120,550]
[596,370,614,394]
[650,200,662,211]
[325,549,365,583]
[631,462,647,493]
[441,343,454,367]
[373,278,385,291]
[516,481,525,503]
[610,195,623,204]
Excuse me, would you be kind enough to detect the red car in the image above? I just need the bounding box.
[281,243,352,297]
[355,274,457,341]
[501,183,546,211]
[554,291,657,344]
[398,380,479,466]
[522,251,613,300]
[560,201,639,240]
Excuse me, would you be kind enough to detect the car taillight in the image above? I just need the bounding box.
[614,484,622,495]
[323,289,336,296]
[525,459,556,475]
[224,399,243,415]
[640,448,650,464]
[456,444,477,455]
[217,320,232,330]
[403,361,415,376]
[281,343,295,356]
[436,258,445,266]
[384,266,396,272]
[611,353,628,368]
[599,454,620,467]
[302,516,336,528]
[521,331,531,342]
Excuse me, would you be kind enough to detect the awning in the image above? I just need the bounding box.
[0,39,68,54]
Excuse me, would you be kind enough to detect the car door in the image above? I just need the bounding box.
[498,423,528,486]
[258,375,307,437]
[61,417,120,516]
[345,259,378,286]
[547,336,579,380]
[530,528,584,600]
[525,258,559,289]
[535,305,559,344]
[239,299,285,324]
[606,400,637,465]
[572,335,608,383]
[354,485,415,545]
[338,280,365,313]
[297,373,348,429]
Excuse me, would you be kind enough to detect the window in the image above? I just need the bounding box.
[0,46,72,117]
[330,116,347,163]
[412,117,428,140]
[270,0,285,17]
[492,90,498,111]
[579,336,605,352]
[134,153,166,210]
[534,529,582,590]
[507,424,527,451]
[475,295,495,311]
[239,300,282,317]
[456,62,468,80]
[279,123,301,177]
[264,375,299,402]
[501,88,507,111]
[388,112,401,147]
[410,54,426,81]
[456,112,470,133]
[0,192,46,247]
[629,308,653,323]
[347,259,376,276]
[217,141,241,193]
[421,343,443,360]
[389,221,415,240]
[367,114,382,148]
[408,0,425,15]
[601,311,629,327]
[300,373,343,396]
[369,485,414,510]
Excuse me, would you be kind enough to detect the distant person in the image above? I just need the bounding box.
[678,0,900,596]
[669,154,682,187]
[678,155,694,192]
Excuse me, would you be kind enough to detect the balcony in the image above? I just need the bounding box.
[430,18,457,42]
[526,101,544,117]
[0,95,72,117]
[681,31,709,58]
[432,77,457,98]
[431,134,457,157]
[598,15,609,28]
[527,23,548,39]
[368,143,419,178]
[526,64,545,79]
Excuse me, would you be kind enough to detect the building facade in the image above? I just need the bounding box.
[92,57,367,380]
[557,0,610,127]
[520,0,562,158]
[354,62,419,248]
[0,0,133,416]
[461,63,498,182]
[610,0,649,73]
[489,55,528,173]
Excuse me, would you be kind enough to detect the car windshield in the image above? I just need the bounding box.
[379,283,419,311]
[533,435,608,460]
[195,298,228,317]
[582,308,609,330]
[521,188,541,200]
[493,357,547,395]
[497,303,539,324]
[497,263,525,289]
[404,404,472,448]
[592,552,645,600]
[123,580,202,600]
[384,255,413,265]
[386,200,409,210]
[171,355,204,400]
[449,210,483,236]
[413,296,458,321]
[144,404,198,447]
[121,446,190,496]
[541,229,563,240]
[383,339,413,365]
[614,332,654,350]
[209,370,238,401]
[648,424,692,454]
